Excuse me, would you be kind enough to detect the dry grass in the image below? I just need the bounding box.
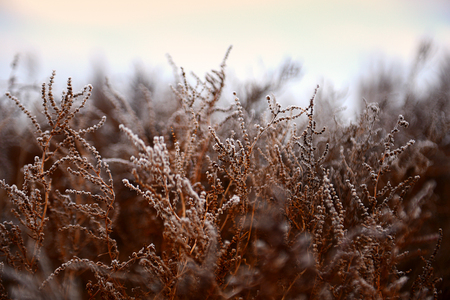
[0,45,447,299]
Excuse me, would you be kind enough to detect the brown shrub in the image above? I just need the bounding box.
[0,46,446,299]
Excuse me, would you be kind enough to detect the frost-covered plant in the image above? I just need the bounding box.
[0,47,445,299]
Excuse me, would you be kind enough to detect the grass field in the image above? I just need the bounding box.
[1,44,449,299]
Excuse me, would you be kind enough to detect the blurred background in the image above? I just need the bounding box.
[0,0,449,112]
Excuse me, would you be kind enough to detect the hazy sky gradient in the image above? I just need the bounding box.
[1,0,449,106]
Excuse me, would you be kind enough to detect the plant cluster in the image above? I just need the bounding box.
[0,46,446,299]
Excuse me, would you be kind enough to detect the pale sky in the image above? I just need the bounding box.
[1,0,449,107]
